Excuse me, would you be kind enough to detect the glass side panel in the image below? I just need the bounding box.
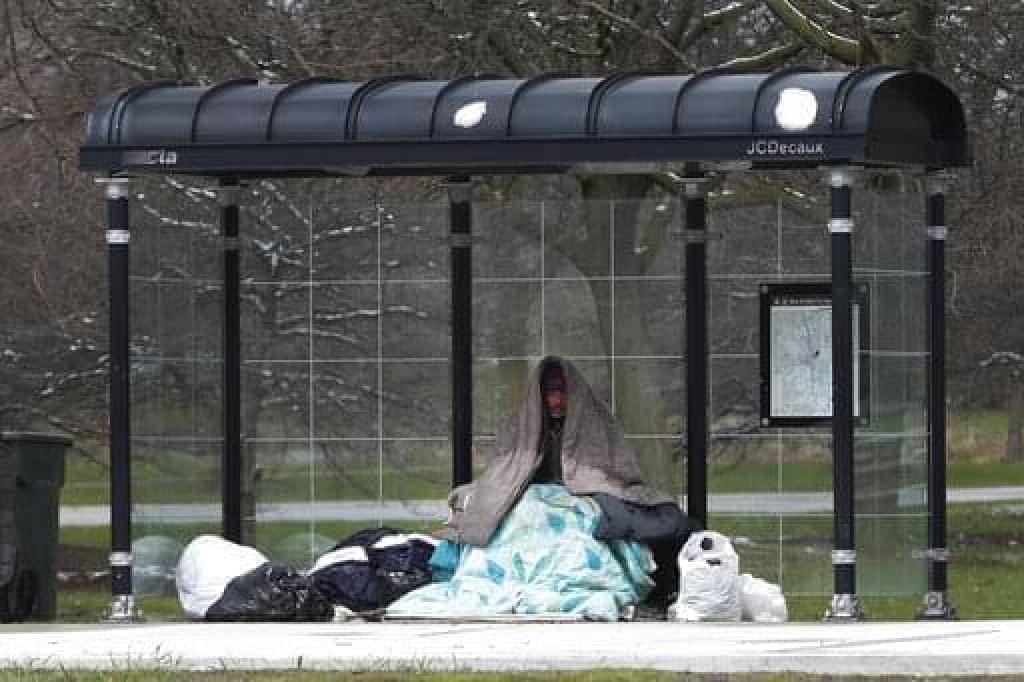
[124,182,930,598]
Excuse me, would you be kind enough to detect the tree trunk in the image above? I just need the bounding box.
[1007,376,1024,463]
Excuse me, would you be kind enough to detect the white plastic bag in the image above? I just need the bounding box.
[679,530,739,571]
[668,531,741,622]
[175,535,268,619]
[739,573,788,623]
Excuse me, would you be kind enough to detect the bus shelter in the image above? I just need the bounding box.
[79,67,969,622]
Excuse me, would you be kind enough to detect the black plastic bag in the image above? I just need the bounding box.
[310,530,434,612]
[205,562,333,622]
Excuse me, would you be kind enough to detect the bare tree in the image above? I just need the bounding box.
[1,0,1022,500]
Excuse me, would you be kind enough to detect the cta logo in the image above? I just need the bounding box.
[124,149,178,166]
[745,139,824,156]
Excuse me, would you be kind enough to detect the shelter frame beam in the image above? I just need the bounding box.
[824,166,864,622]
[218,182,244,543]
[449,176,474,487]
[98,177,143,623]
[919,170,957,620]
[683,165,709,528]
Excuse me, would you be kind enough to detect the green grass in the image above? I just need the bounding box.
[949,409,1014,461]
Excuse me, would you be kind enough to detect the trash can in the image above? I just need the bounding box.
[0,432,70,621]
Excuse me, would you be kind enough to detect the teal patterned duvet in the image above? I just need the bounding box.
[387,484,655,621]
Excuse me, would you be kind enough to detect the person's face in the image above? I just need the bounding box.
[543,374,566,415]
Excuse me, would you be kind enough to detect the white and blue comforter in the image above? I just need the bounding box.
[387,484,654,621]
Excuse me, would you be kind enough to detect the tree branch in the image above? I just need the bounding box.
[579,0,695,70]
[679,1,756,52]
[763,0,862,64]
[716,42,804,72]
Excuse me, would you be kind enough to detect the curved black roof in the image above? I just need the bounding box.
[79,67,969,177]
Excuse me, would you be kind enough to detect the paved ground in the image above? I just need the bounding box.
[58,486,1024,525]
[2,619,1023,674]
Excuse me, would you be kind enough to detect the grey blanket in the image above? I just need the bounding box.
[441,356,674,546]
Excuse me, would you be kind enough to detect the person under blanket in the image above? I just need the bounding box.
[388,483,655,621]
[419,356,694,617]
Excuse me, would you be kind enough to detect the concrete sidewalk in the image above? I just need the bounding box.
[1,619,1023,674]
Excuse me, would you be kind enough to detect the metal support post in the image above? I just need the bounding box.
[448,176,474,487]
[683,169,709,529]
[98,177,143,623]
[219,182,243,543]
[824,167,864,622]
[919,170,957,620]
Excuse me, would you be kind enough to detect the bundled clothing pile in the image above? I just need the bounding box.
[388,483,655,621]
[391,356,696,621]
[176,529,437,621]
[308,527,435,616]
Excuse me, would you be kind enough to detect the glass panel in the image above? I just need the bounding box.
[122,187,936,601]
[312,205,379,282]
[856,515,927,595]
[239,182,312,283]
[130,181,224,568]
[630,437,684,498]
[133,359,222,439]
[780,435,831,494]
[710,355,761,433]
[474,282,540,357]
[864,355,927,434]
[381,439,451,504]
[544,280,610,357]
[614,279,683,358]
[312,361,379,439]
[473,359,531,436]
[241,282,310,361]
[313,440,380,501]
[778,224,828,275]
[131,440,221,507]
[567,358,613,410]
[712,514,786,585]
[380,203,449,282]
[382,282,449,359]
[854,186,927,273]
[543,198,608,279]
[382,361,450,438]
[708,202,779,276]
[779,515,834,595]
[474,202,541,279]
[612,199,681,278]
[614,358,684,436]
[241,361,322,439]
[710,435,780,496]
[311,283,379,360]
[854,436,928,515]
[708,278,760,356]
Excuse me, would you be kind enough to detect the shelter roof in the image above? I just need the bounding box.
[80,67,969,177]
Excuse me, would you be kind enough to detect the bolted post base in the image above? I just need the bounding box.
[102,594,145,623]
[917,590,958,620]
[823,593,865,622]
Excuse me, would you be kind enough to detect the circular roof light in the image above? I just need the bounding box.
[774,88,818,131]
[454,100,487,128]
